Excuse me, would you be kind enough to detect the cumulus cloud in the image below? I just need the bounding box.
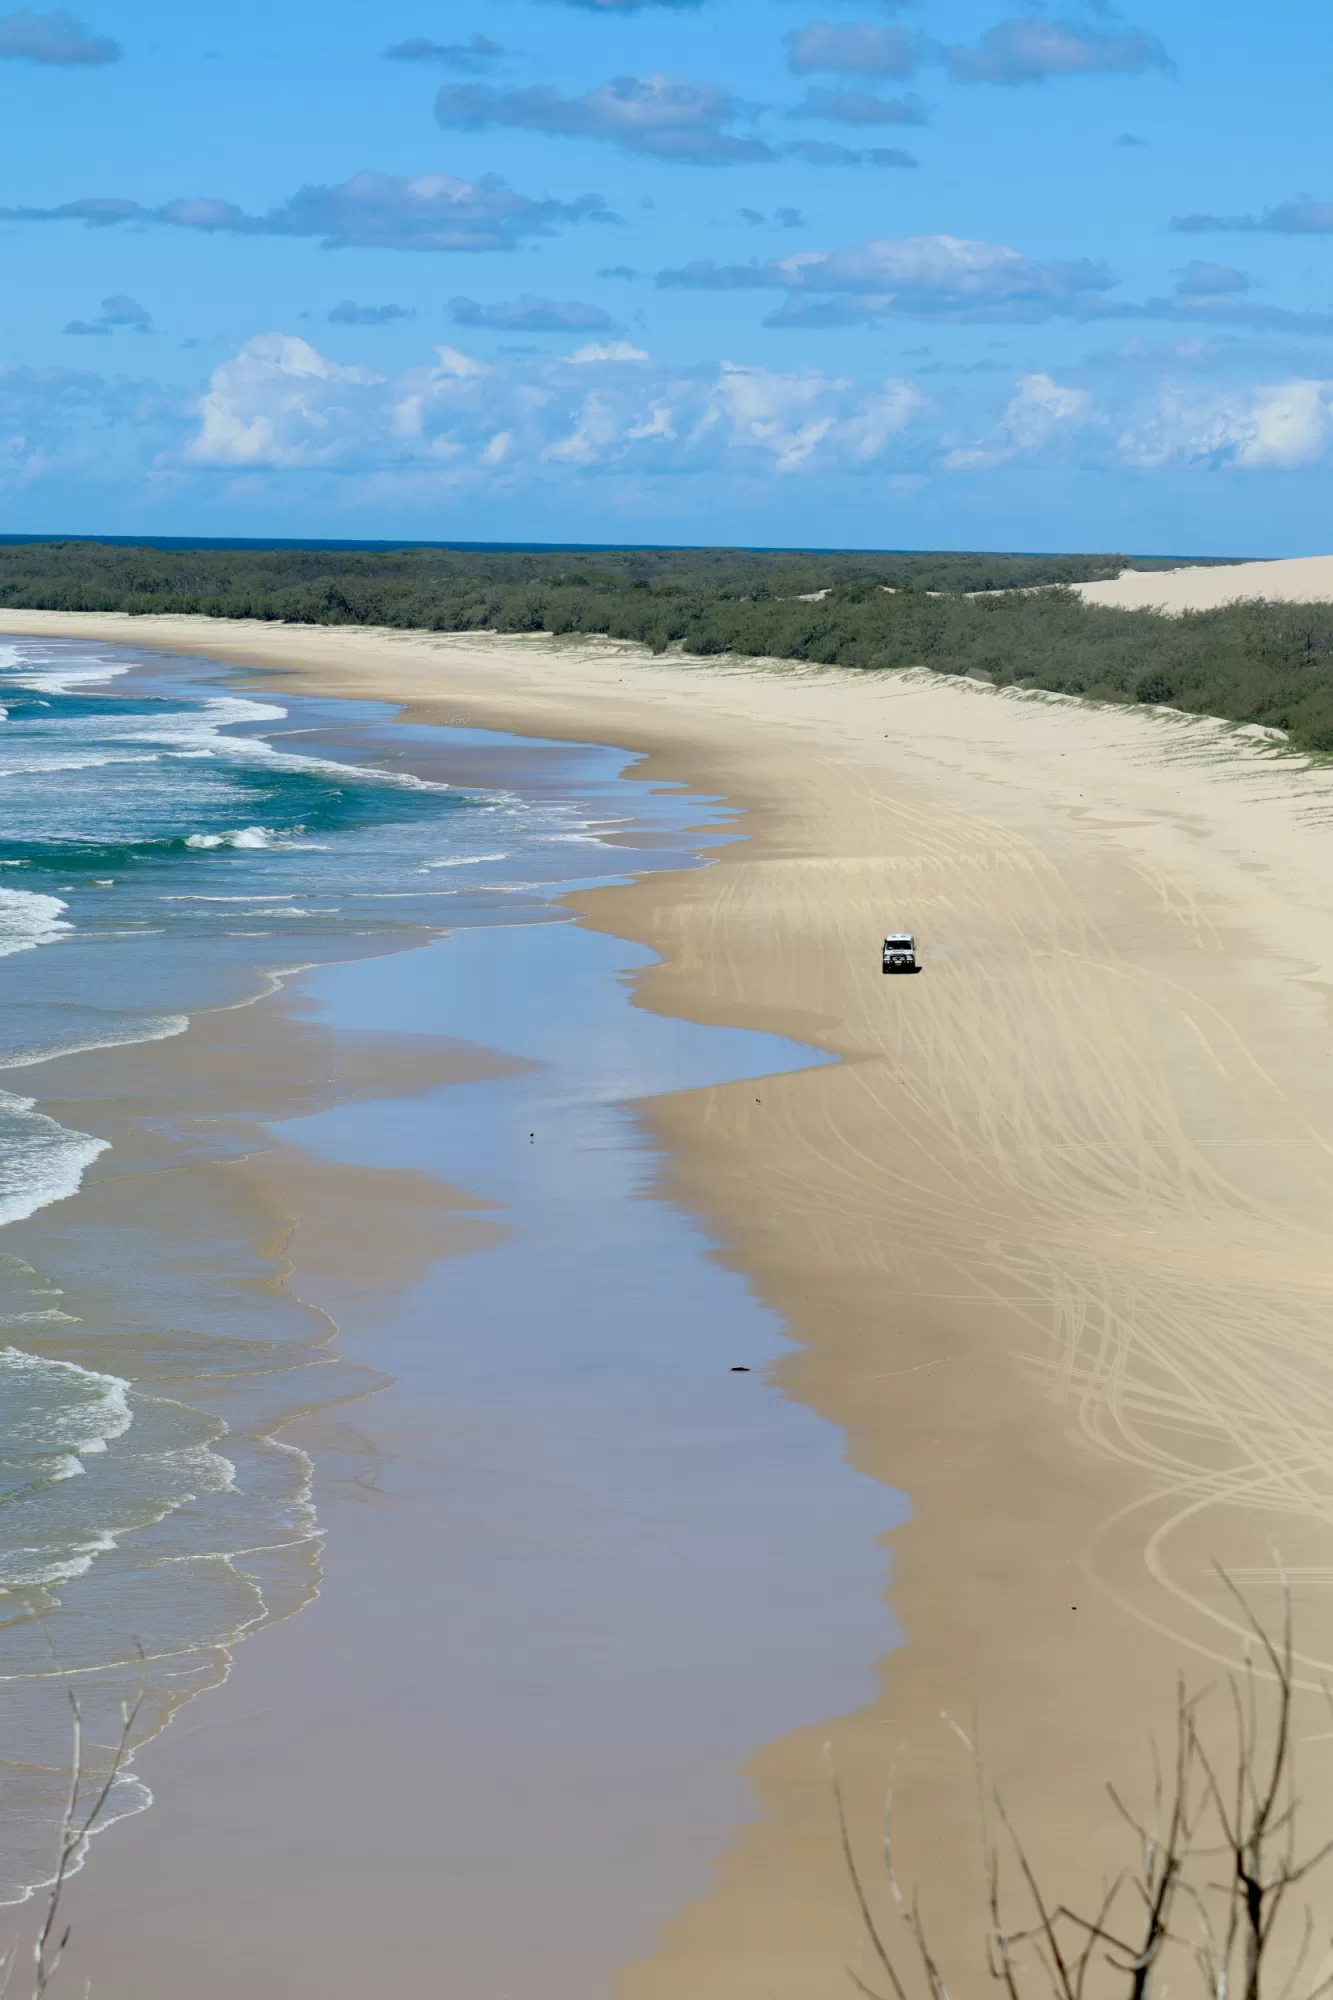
[382,33,504,69]
[945,371,1097,467]
[189,338,386,470]
[942,17,1170,84]
[788,86,927,124]
[64,292,151,336]
[784,21,921,76]
[449,294,615,331]
[566,340,648,362]
[436,75,772,163]
[929,364,1333,476]
[0,7,118,63]
[20,329,1333,503]
[328,300,415,324]
[183,330,929,481]
[1172,198,1333,235]
[0,170,615,252]
[1120,379,1333,470]
[658,233,1114,323]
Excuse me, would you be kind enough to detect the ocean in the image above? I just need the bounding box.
[0,634,722,1902]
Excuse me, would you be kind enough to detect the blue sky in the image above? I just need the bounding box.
[0,0,1330,551]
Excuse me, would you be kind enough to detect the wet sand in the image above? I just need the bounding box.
[45,894,893,2000]
[7,611,1333,1994]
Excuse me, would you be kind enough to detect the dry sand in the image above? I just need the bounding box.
[1077,551,1333,610]
[7,609,1333,1994]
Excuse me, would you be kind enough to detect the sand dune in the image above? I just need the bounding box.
[6,608,1333,1996]
[1078,551,1333,610]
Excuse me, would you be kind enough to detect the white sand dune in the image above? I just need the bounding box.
[1078,551,1333,611]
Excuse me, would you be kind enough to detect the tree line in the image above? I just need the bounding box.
[6,539,1333,752]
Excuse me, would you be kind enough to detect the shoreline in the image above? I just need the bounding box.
[8,611,1333,1993]
[29,786,889,2000]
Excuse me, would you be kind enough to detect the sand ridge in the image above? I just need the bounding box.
[1077,550,1333,611]
[6,610,1333,1994]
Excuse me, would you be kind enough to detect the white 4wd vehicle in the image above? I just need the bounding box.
[882,933,918,975]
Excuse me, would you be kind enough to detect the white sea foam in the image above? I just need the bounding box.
[0,1013,189,1072]
[97,688,451,792]
[1,1530,120,1589]
[0,1093,108,1227]
[4,658,131,696]
[0,889,69,959]
[1,654,448,820]
[185,825,273,849]
[422,851,510,869]
[0,1348,132,1454]
[0,752,158,777]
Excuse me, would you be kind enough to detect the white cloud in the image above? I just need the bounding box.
[693,363,925,473]
[1120,379,1333,470]
[660,233,1113,324]
[566,340,649,363]
[939,370,1333,475]
[432,345,490,379]
[0,170,613,252]
[943,17,1170,84]
[188,336,384,469]
[436,75,773,164]
[184,332,927,482]
[945,372,1097,467]
[189,337,1333,490]
[23,332,1333,517]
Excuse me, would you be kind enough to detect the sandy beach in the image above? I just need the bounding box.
[5,608,1333,1996]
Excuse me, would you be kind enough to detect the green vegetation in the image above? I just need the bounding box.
[9,537,1333,752]
[0,539,1202,613]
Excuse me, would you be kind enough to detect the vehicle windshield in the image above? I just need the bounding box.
[884,938,913,949]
